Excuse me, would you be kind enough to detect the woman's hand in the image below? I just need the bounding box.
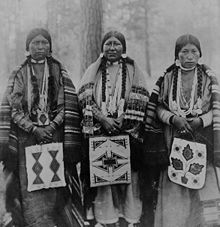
[114,113,125,129]
[172,115,192,134]
[187,118,203,131]
[100,116,120,135]
[33,127,53,144]
[44,125,55,135]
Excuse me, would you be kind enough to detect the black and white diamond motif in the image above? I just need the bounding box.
[32,152,43,184]
[39,113,47,124]
[49,150,60,182]
[93,151,128,173]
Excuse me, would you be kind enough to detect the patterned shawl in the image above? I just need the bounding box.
[0,59,82,164]
[143,64,220,167]
[0,69,16,161]
[0,58,84,227]
[143,74,167,166]
[202,65,220,167]
[77,57,149,141]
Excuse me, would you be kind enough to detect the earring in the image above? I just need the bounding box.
[25,51,30,57]
[175,59,180,67]
[122,53,127,58]
[100,53,104,58]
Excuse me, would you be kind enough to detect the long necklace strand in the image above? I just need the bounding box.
[176,68,197,117]
[101,59,126,117]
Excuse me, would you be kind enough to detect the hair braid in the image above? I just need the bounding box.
[27,56,40,119]
[197,65,203,99]
[121,57,127,99]
[47,56,56,119]
[100,57,107,102]
[172,66,178,101]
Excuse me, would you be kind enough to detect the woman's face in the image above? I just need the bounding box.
[178,43,200,69]
[29,35,50,60]
[103,36,123,62]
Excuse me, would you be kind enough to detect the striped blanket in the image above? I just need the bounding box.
[0,69,16,162]
[143,64,220,226]
[143,64,220,167]
[78,57,149,210]
[202,64,220,167]
[78,57,149,141]
[0,60,82,165]
[0,58,84,227]
[143,75,168,166]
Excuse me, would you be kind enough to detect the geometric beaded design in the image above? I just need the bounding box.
[39,113,47,125]
[32,152,43,184]
[89,135,131,187]
[49,150,60,182]
[25,143,66,192]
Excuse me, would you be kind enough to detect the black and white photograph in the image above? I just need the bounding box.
[0,0,220,226]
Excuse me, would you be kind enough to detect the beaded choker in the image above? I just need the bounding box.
[31,58,45,64]
[179,64,196,71]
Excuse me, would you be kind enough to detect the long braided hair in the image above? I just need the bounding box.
[166,63,203,104]
[100,55,134,113]
[171,34,203,104]
[47,56,57,119]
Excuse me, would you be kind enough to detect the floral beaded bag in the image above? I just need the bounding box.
[168,137,207,189]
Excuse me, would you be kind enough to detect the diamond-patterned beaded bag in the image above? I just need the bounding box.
[25,142,66,192]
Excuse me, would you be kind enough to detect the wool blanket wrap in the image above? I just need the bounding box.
[143,64,220,166]
[78,57,149,210]
[0,58,84,227]
[145,64,220,227]
[78,57,149,140]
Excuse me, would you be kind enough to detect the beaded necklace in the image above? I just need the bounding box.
[31,58,45,64]
[31,59,50,125]
[101,58,126,117]
[170,66,203,118]
[28,56,56,124]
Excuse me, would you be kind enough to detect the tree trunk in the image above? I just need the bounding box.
[80,0,103,75]
[143,0,151,77]
[15,0,24,66]
[46,0,61,58]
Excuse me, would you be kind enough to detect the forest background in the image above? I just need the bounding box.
[0,0,220,223]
